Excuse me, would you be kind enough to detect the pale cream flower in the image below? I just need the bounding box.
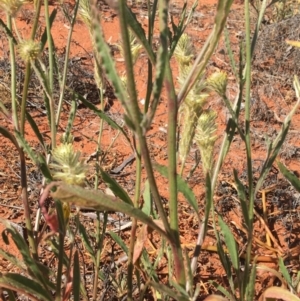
[0,0,23,17]
[207,71,228,97]
[50,144,88,186]
[18,40,41,62]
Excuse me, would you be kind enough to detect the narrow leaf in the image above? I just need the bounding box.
[14,131,52,180]
[278,257,292,286]
[277,161,300,193]
[74,92,132,149]
[78,221,95,264]
[124,4,155,64]
[25,111,46,150]
[100,168,133,205]
[49,182,171,241]
[73,251,80,301]
[0,126,19,150]
[0,273,52,301]
[233,169,249,227]
[218,216,239,270]
[108,231,128,254]
[154,163,198,213]
[90,4,129,111]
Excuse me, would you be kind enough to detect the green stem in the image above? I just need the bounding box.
[31,0,42,40]
[117,0,170,234]
[44,0,56,148]
[20,62,31,135]
[243,0,254,298]
[55,0,79,126]
[127,143,142,300]
[7,15,18,132]
[165,62,186,287]
[92,212,107,300]
[8,14,37,259]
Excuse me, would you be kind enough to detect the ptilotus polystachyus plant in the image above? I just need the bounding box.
[195,109,218,175]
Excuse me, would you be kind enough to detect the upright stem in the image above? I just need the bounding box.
[44,0,56,148]
[56,0,79,126]
[243,0,254,298]
[117,0,170,235]
[8,14,37,258]
[165,61,186,287]
[127,144,141,300]
[7,15,18,132]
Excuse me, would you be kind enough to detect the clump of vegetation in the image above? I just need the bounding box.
[0,0,299,300]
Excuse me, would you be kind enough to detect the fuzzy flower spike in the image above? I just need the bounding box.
[0,0,23,17]
[50,143,88,186]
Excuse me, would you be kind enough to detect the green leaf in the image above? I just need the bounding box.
[278,257,292,286]
[91,7,129,112]
[0,273,52,301]
[124,4,155,64]
[51,182,171,242]
[0,220,51,290]
[204,173,213,235]
[99,168,133,206]
[148,280,189,301]
[0,18,17,44]
[245,262,257,301]
[0,126,19,150]
[0,248,26,271]
[277,161,300,193]
[153,163,198,213]
[255,89,300,194]
[14,131,52,181]
[40,9,57,51]
[74,92,132,149]
[73,251,80,301]
[233,169,249,227]
[218,216,239,271]
[209,282,235,300]
[25,111,46,151]
[63,97,77,143]
[78,221,95,264]
[108,231,128,254]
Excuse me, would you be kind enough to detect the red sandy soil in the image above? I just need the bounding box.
[0,0,299,299]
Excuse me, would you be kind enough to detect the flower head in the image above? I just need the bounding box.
[0,0,23,17]
[207,71,227,97]
[195,109,218,175]
[50,144,88,186]
[18,40,41,62]
[174,33,194,68]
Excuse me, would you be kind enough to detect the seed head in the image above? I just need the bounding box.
[18,40,41,62]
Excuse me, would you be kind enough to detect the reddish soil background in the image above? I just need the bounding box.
[0,0,300,299]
